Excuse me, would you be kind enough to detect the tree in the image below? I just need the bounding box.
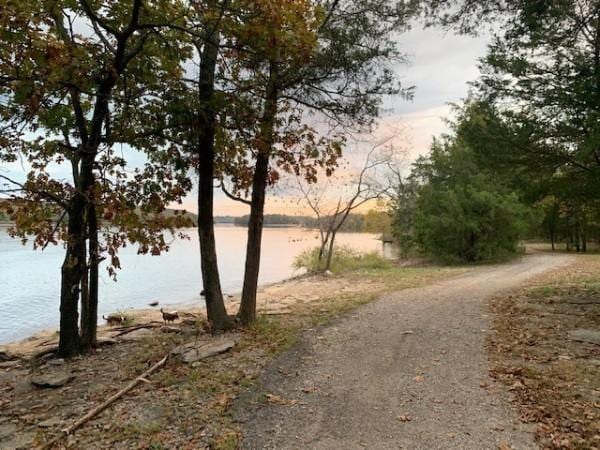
[363,209,392,234]
[222,0,416,325]
[0,0,192,356]
[413,180,529,263]
[298,136,399,271]
[392,134,531,263]
[425,1,600,250]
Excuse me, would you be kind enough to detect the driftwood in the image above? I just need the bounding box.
[111,322,162,337]
[41,355,169,449]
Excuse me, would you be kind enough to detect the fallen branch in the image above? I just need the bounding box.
[111,323,162,337]
[42,355,169,449]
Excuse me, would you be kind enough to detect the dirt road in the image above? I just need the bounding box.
[236,253,575,450]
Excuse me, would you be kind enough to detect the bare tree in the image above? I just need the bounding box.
[297,133,406,272]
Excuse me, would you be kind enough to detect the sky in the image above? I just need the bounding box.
[211,25,491,216]
[1,24,491,218]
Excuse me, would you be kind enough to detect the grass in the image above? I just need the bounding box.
[488,254,600,450]
[294,245,392,274]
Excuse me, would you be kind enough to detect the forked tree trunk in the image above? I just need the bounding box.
[196,33,230,331]
[239,63,279,326]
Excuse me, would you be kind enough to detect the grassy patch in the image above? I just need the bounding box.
[294,245,392,274]
[488,255,600,450]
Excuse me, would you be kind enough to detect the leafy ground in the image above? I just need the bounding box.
[488,254,600,450]
[0,262,463,450]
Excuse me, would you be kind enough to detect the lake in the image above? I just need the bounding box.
[0,225,386,344]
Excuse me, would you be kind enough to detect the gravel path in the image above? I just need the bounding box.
[236,253,575,450]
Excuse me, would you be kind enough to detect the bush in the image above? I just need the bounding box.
[294,245,391,274]
[413,183,529,263]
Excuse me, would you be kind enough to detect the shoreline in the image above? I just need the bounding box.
[0,270,339,357]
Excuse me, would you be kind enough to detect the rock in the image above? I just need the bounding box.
[568,329,600,346]
[324,270,333,277]
[0,351,14,362]
[171,336,236,364]
[160,326,182,334]
[119,328,153,341]
[30,371,73,388]
[37,417,62,428]
[182,318,197,326]
[149,301,159,307]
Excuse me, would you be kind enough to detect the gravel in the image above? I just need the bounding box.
[236,253,574,450]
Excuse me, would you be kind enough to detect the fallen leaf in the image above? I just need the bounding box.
[413,375,425,382]
[397,415,412,422]
[498,443,513,450]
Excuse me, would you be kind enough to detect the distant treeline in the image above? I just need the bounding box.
[222,211,390,234]
[0,201,390,234]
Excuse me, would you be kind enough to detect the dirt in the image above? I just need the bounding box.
[235,253,575,450]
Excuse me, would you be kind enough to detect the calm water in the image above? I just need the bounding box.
[0,226,384,343]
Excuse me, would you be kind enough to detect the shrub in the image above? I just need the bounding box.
[413,183,529,263]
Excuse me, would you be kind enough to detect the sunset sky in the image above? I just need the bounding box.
[210,26,489,216]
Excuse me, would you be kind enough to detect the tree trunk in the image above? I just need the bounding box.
[196,33,230,331]
[239,152,269,325]
[81,200,99,351]
[80,233,90,347]
[324,229,337,272]
[239,62,279,326]
[59,196,86,358]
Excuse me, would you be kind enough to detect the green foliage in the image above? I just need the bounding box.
[294,246,391,274]
[363,209,391,234]
[414,181,529,263]
[390,179,419,257]
[392,128,532,263]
